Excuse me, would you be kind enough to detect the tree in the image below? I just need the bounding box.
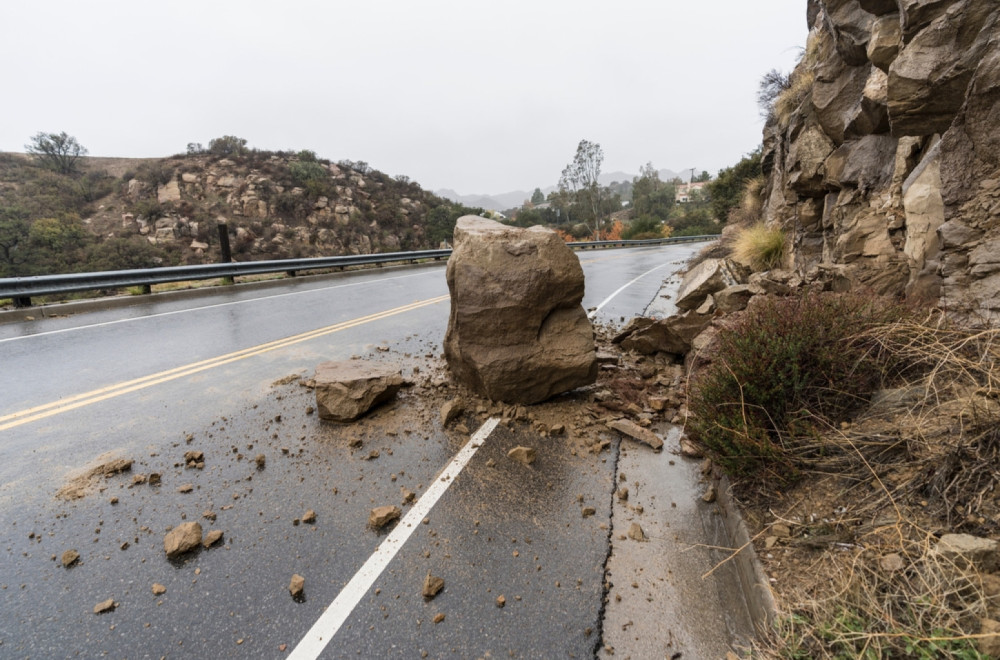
[632,162,676,223]
[706,148,763,223]
[559,140,605,239]
[757,69,791,120]
[530,188,545,205]
[25,132,88,175]
[208,135,248,157]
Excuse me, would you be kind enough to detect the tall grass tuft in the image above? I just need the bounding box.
[732,223,786,272]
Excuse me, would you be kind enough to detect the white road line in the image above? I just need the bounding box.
[0,269,440,344]
[288,417,501,660]
[587,261,673,319]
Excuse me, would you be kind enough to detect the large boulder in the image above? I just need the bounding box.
[314,361,405,422]
[443,217,597,404]
[888,0,995,136]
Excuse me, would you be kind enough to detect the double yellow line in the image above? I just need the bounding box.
[0,295,448,433]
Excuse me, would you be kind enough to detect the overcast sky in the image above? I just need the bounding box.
[1,1,807,195]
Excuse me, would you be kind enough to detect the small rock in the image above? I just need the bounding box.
[93,598,116,614]
[679,436,704,458]
[582,507,596,517]
[496,595,506,608]
[289,574,305,598]
[549,423,566,435]
[255,454,266,469]
[110,497,119,504]
[701,483,717,503]
[979,618,1000,657]
[202,530,224,548]
[432,612,445,624]
[132,474,147,485]
[62,549,80,568]
[164,522,203,558]
[764,536,779,549]
[770,523,792,538]
[507,446,536,466]
[606,419,663,451]
[302,510,317,524]
[616,487,629,501]
[401,488,416,504]
[148,472,161,485]
[203,510,217,521]
[699,458,713,476]
[627,522,646,541]
[369,505,402,529]
[648,396,668,411]
[422,574,445,599]
[440,397,465,427]
[879,553,905,572]
[177,484,193,493]
[152,583,166,595]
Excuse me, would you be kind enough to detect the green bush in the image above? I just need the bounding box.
[689,291,904,480]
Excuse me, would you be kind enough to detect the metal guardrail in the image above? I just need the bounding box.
[0,235,718,307]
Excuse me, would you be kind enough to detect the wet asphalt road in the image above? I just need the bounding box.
[0,244,702,658]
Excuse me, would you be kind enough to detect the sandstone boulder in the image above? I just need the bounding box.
[443,217,597,404]
[674,258,742,311]
[314,361,405,422]
[822,0,875,65]
[888,1,995,136]
[867,14,901,72]
[613,309,714,357]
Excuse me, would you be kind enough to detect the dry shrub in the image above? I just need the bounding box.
[732,223,787,272]
[775,70,815,128]
[688,291,906,481]
[765,523,990,659]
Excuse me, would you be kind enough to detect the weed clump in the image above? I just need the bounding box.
[688,291,905,481]
[732,223,786,271]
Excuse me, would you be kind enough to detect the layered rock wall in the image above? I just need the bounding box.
[764,0,1000,315]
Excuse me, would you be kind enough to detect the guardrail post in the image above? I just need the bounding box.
[13,296,31,309]
[218,222,234,285]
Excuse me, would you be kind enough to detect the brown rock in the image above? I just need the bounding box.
[432,612,445,624]
[255,454,266,469]
[61,549,80,568]
[507,446,537,466]
[443,217,597,404]
[289,574,305,598]
[152,583,166,595]
[93,598,116,614]
[979,618,1000,658]
[164,522,203,558]
[582,506,596,517]
[679,436,704,458]
[422,573,445,599]
[314,361,405,422]
[184,450,204,467]
[202,530,224,548]
[674,258,742,311]
[302,510,316,524]
[368,505,402,529]
[496,595,506,608]
[440,397,465,427]
[701,483,717,503]
[177,484,193,494]
[879,553,906,572]
[627,522,646,541]
[606,419,663,451]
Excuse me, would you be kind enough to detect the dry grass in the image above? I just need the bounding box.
[741,313,1000,658]
[774,70,815,129]
[732,223,786,271]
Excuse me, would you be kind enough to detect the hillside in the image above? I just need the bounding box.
[0,148,478,278]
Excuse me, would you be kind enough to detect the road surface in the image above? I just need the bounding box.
[0,244,748,658]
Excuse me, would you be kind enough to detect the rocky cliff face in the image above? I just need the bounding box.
[763,0,1000,315]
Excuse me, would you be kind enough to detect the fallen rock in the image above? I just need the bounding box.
[164,522,203,558]
[422,573,445,599]
[933,534,1000,572]
[401,488,416,504]
[93,598,116,614]
[302,510,316,524]
[432,612,445,624]
[177,484,193,494]
[674,258,742,311]
[61,549,80,568]
[443,217,597,404]
[314,361,406,422]
[255,454,266,470]
[701,483,717,503]
[678,436,704,458]
[606,419,663,451]
[440,397,465,427]
[202,530,224,548]
[507,446,537,466]
[289,574,305,598]
[152,583,166,595]
[879,553,905,572]
[496,595,506,608]
[368,505,402,529]
[184,450,204,468]
[627,522,646,541]
[582,506,596,517]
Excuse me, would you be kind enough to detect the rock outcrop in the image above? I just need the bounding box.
[760,0,1000,316]
[314,361,405,422]
[443,217,598,404]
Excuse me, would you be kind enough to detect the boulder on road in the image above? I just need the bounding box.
[674,258,743,311]
[314,361,405,422]
[443,217,597,404]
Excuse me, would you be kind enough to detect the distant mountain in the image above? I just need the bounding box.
[436,167,695,211]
